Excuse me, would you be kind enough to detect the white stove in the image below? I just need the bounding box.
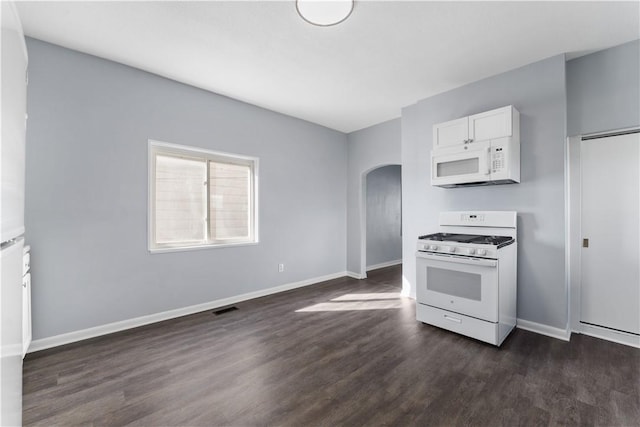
[415,211,517,346]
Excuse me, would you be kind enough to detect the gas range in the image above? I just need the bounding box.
[417,232,514,259]
[415,211,518,346]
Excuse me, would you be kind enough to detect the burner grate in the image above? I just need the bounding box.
[419,232,513,246]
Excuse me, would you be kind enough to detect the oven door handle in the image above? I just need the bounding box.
[416,251,498,267]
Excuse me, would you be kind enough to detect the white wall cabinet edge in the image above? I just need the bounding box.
[433,105,519,152]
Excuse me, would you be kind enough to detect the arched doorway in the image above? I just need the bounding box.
[361,164,402,277]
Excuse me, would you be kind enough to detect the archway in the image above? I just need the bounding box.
[359,164,402,278]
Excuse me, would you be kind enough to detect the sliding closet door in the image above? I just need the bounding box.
[580,132,639,335]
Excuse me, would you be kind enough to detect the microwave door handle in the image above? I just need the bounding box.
[486,147,491,175]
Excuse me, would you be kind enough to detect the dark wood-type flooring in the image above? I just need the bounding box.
[23,265,640,426]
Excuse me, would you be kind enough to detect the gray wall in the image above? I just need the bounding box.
[366,165,402,268]
[402,55,568,329]
[25,39,348,340]
[567,40,640,136]
[346,119,401,276]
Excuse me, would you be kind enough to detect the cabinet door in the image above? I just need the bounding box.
[469,106,512,142]
[433,117,468,150]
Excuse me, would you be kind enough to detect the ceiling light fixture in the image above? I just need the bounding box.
[296,0,354,27]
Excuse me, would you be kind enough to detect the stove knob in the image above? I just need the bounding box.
[477,249,487,256]
[422,244,429,251]
[430,245,438,251]
[449,246,456,253]
[467,248,475,255]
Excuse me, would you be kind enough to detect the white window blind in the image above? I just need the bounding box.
[155,155,207,244]
[209,162,251,240]
[149,141,258,252]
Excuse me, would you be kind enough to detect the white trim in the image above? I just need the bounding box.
[516,318,571,342]
[346,271,365,279]
[28,271,348,353]
[366,259,402,271]
[149,139,259,163]
[567,136,582,334]
[359,171,367,278]
[575,324,640,349]
[579,126,640,139]
[149,241,259,254]
[564,135,571,342]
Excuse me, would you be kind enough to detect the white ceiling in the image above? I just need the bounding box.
[15,1,640,133]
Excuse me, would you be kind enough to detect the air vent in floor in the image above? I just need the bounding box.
[212,306,238,316]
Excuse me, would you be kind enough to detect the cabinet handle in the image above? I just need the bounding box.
[444,314,461,323]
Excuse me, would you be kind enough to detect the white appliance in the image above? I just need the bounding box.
[415,211,517,346]
[22,245,31,358]
[1,1,28,425]
[431,105,520,188]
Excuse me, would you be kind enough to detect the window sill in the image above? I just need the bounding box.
[149,241,259,254]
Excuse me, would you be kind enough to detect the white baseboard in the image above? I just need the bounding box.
[366,259,402,272]
[516,318,571,342]
[575,323,640,348]
[346,271,365,279]
[28,271,349,353]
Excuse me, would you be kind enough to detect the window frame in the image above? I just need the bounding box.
[148,139,259,253]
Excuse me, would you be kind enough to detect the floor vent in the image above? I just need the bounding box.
[212,306,238,316]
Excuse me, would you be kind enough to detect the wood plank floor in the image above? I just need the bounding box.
[23,265,640,426]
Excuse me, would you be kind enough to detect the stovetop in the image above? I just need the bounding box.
[418,232,513,247]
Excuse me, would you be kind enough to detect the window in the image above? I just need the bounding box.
[149,140,258,252]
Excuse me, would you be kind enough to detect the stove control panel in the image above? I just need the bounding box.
[416,241,497,259]
[460,213,485,223]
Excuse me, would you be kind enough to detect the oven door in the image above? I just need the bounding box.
[416,251,498,322]
[431,141,491,186]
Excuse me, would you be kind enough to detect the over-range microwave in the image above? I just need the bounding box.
[431,137,520,188]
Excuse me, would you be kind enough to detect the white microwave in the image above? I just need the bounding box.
[431,137,520,188]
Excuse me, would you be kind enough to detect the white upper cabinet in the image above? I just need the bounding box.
[433,106,519,152]
[469,106,514,142]
[432,117,469,150]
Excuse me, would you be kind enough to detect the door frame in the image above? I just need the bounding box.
[567,128,640,348]
[359,164,403,279]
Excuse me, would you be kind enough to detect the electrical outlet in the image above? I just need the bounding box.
[278,263,285,273]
